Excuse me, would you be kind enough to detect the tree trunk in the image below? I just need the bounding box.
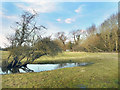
[115,40,118,51]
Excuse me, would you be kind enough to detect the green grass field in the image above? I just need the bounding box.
[1,51,118,88]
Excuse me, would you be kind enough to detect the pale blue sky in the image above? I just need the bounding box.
[0,2,118,48]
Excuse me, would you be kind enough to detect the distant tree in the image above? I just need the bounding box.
[98,13,118,52]
[79,14,118,52]
[80,34,103,52]
[55,32,67,51]
[3,11,61,71]
[53,39,63,50]
[86,24,96,36]
[69,14,118,52]
[0,47,2,50]
[66,41,74,51]
[70,30,83,45]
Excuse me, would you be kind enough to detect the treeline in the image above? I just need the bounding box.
[0,47,7,51]
[4,13,118,52]
[53,13,118,52]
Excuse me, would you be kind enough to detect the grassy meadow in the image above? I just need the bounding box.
[1,51,118,88]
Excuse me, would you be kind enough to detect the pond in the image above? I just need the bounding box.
[0,62,94,75]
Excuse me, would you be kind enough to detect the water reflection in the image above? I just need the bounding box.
[56,62,93,69]
[0,62,93,75]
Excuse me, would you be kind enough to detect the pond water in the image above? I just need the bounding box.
[0,62,93,75]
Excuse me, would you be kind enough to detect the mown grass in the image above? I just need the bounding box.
[1,51,118,88]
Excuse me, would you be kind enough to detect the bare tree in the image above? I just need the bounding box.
[3,11,61,71]
[70,29,83,45]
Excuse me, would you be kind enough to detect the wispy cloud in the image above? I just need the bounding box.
[64,18,74,24]
[56,18,61,22]
[75,5,85,13]
[63,5,85,24]
[16,1,58,14]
